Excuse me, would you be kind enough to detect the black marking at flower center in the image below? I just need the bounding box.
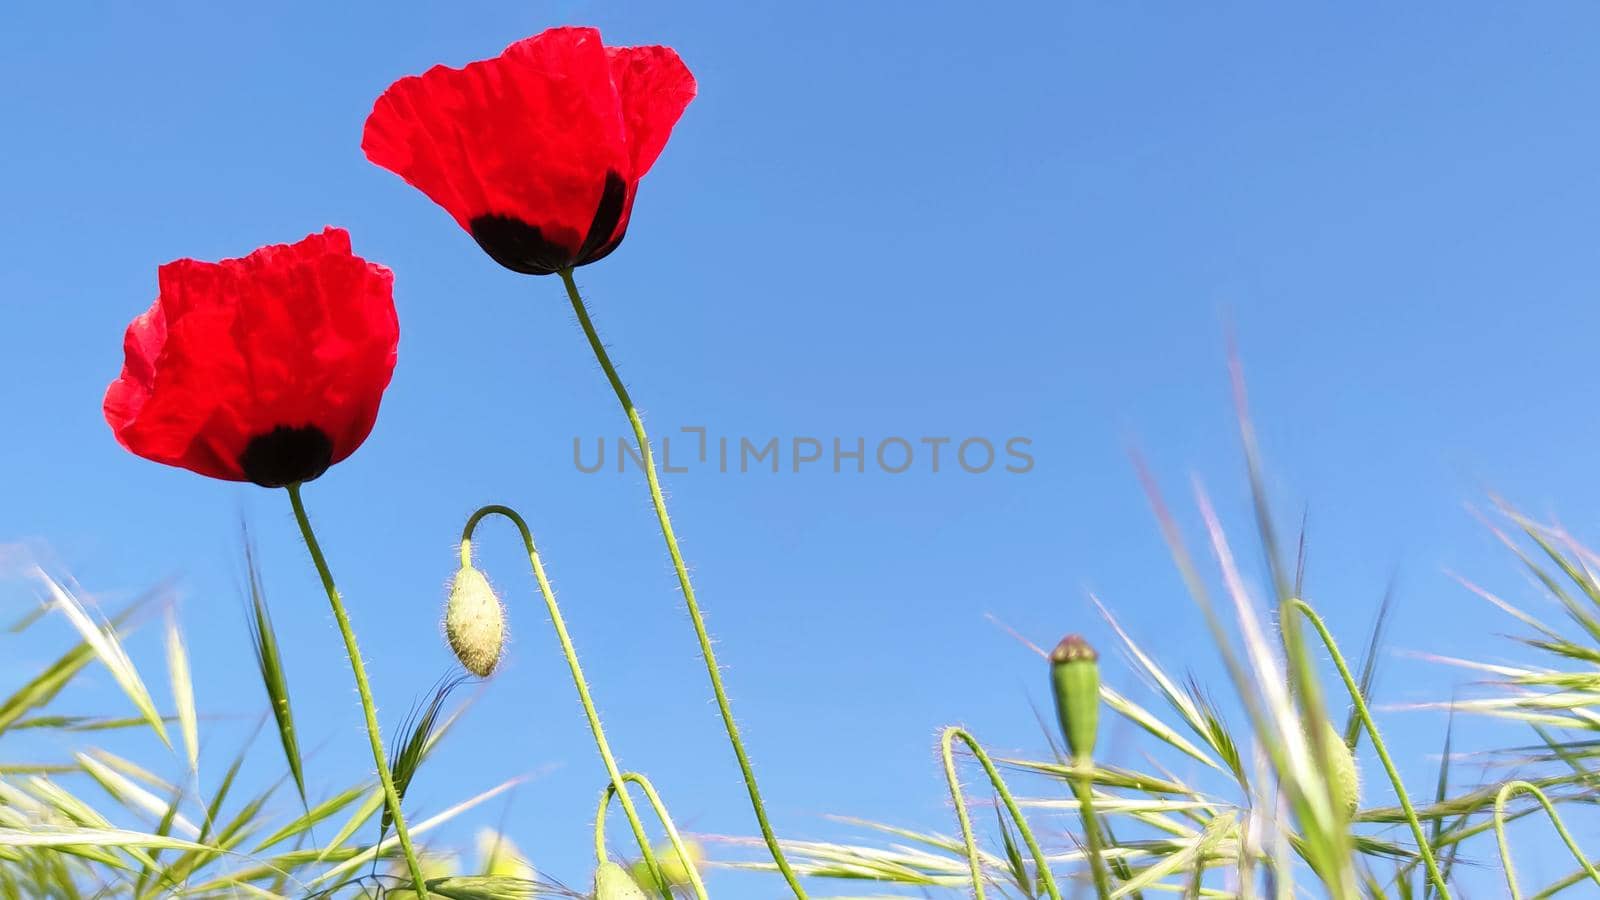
[469,170,628,275]
[240,425,334,488]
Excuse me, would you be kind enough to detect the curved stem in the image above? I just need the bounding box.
[1070,770,1112,900]
[1494,780,1600,899]
[595,771,710,900]
[940,727,1062,900]
[285,483,429,898]
[558,268,805,898]
[1286,600,1449,899]
[461,505,670,899]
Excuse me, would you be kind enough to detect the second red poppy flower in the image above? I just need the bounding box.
[104,227,399,487]
[361,26,696,276]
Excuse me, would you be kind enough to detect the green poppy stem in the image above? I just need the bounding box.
[1286,599,1449,899]
[940,726,1062,900]
[1494,780,1600,899]
[1070,771,1112,900]
[460,505,670,900]
[595,771,710,900]
[558,268,806,898]
[285,483,429,899]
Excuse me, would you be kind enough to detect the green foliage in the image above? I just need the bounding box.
[7,416,1600,898]
[245,539,308,812]
[0,563,524,899]
[383,676,469,845]
[750,476,1600,895]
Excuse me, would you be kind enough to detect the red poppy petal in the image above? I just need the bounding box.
[608,44,697,179]
[362,26,629,256]
[104,300,163,432]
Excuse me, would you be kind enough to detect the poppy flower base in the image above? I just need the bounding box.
[467,171,629,275]
[239,425,335,488]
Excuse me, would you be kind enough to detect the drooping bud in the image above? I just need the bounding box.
[445,565,505,677]
[1323,720,1361,818]
[594,861,647,900]
[631,839,705,894]
[1049,634,1101,764]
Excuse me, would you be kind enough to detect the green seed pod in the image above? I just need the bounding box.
[445,565,505,677]
[631,839,704,893]
[1049,634,1100,764]
[594,861,647,900]
[1323,720,1361,818]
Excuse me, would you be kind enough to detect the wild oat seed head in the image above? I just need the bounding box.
[632,839,705,893]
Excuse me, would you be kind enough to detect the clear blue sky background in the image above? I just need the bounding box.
[3,2,1599,894]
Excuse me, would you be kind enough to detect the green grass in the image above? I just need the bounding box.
[5,415,1600,897]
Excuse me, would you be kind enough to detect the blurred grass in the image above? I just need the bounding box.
[0,560,555,899]
[4,412,1600,897]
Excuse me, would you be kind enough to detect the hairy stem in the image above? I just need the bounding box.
[1494,780,1600,899]
[559,268,805,897]
[286,483,429,898]
[1071,765,1112,900]
[595,771,710,900]
[461,505,669,899]
[1287,599,1449,899]
[940,726,1062,900]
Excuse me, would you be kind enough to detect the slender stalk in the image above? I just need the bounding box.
[1070,770,1112,900]
[1494,780,1600,899]
[461,505,670,900]
[285,483,429,898]
[1287,600,1449,899]
[595,771,710,900]
[940,727,1062,900]
[558,268,805,897]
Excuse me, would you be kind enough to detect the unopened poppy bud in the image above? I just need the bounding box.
[1323,720,1361,818]
[445,565,505,677]
[594,861,647,900]
[631,839,704,893]
[1049,635,1100,764]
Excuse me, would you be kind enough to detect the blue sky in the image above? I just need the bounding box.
[3,1,1600,893]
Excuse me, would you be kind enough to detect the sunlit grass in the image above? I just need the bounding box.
[5,407,1600,897]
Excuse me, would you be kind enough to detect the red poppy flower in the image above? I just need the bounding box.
[104,227,399,488]
[361,26,696,275]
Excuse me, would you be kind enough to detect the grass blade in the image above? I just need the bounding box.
[243,543,306,810]
[164,609,200,776]
[381,674,467,844]
[38,570,169,748]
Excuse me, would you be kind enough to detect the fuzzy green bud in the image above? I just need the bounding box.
[1049,635,1101,764]
[594,861,647,900]
[631,839,705,894]
[445,565,505,677]
[1323,721,1361,818]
